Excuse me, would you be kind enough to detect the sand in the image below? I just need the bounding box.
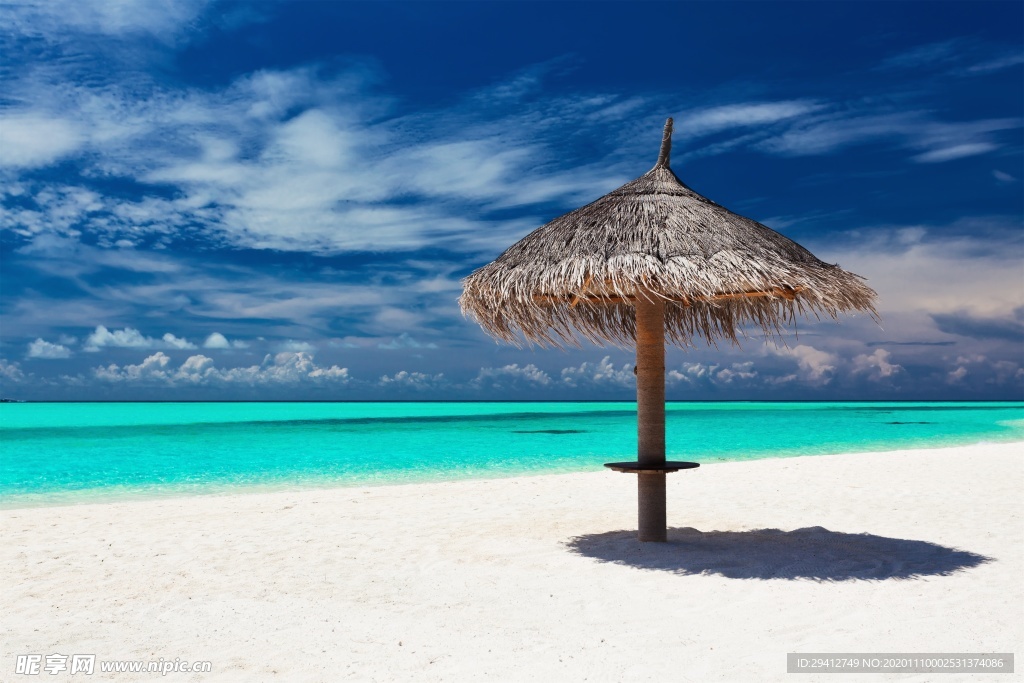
[2,442,1022,682]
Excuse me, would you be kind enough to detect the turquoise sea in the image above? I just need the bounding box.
[1,402,1022,507]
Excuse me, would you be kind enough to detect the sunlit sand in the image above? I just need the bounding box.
[2,442,1020,681]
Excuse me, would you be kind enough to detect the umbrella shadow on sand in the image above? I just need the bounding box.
[565,526,991,581]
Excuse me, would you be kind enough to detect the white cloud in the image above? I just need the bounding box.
[667,363,713,385]
[218,352,349,385]
[280,340,315,353]
[203,332,248,349]
[714,361,757,384]
[472,363,552,389]
[84,326,153,351]
[26,338,72,359]
[379,370,445,391]
[94,351,350,385]
[560,356,635,388]
[203,332,231,349]
[94,351,172,381]
[83,325,196,351]
[161,333,195,350]
[0,359,28,384]
[667,361,758,386]
[852,349,902,380]
[174,354,216,384]
[0,115,84,169]
[772,344,837,383]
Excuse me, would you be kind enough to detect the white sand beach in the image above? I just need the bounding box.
[2,442,1021,682]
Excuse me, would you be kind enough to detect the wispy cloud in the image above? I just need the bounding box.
[681,101,824,137]
[878,40,962,70]
[879,38,1024,77]
[961,52,1024,74]
[6,49,1016,265]
[913,143,997,163]
[758,112,1018,162]
[0,63,642,255]
[0,241,471,349]
[4,0,213,42]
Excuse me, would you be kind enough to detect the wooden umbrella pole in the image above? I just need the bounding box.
[635,297,667,542]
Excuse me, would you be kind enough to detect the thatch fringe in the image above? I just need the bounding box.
[460,162,877,350]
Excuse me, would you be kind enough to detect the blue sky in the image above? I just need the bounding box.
[1,0,1021,401]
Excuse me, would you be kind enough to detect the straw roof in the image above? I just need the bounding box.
[459,118,878,348]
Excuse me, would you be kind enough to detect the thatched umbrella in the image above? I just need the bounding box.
[460,118,877,542]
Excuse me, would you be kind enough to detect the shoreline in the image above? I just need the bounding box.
[3,441,1021,681]
[7,399,1024,403]
[3,437,1022,511]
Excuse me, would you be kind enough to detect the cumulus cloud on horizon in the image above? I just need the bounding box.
[203,332,248,349]
[93,351,350,386]
[378,370,446,391]
[852,349,903,381]
[471,363,552,390]
[560,357,635,389]
[83,326,196,352]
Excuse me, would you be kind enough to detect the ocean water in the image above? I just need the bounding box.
[1,402,1021,507]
